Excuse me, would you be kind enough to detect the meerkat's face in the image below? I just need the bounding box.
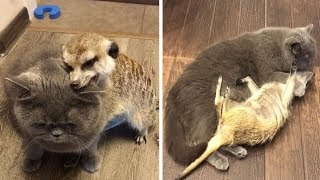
[62,33,119,89]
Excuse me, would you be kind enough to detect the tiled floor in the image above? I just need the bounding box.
[163,0,320,179]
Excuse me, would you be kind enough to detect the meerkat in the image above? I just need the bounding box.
[165,25,316,167]
[178,61,312,179]
[62,33,157,144]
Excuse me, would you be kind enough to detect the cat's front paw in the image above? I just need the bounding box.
[23,158,42,172]
[82,154,102,173]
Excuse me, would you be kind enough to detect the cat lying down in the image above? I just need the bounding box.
[177,61,313,179]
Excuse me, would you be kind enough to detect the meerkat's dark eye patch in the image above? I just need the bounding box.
[82,56,98,69]
[63,62,74,72]
[108,42,119,59]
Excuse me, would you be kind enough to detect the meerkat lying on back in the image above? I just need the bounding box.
[62,33,157,144]
[178,61,313,179]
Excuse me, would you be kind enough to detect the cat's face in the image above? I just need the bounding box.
[284,24,316,71]
[4,73,105,153]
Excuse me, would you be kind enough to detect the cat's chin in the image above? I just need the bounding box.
[42,143,82,153]
[38,139,85,153]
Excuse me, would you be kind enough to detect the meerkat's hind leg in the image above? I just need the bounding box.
[206,151,229,170]
[221,145,247,159]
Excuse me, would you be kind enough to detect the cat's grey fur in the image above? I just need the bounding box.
[165,25,316,165]
[2,42,106,173]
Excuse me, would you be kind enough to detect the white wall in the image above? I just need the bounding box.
[0,0,37,31]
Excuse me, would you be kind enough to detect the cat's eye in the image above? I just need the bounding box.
[82,57,98,69]
[64,62,74,72]
[32,122,46,128]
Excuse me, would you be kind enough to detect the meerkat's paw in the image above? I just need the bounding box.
[218,75,222,84]
[224,86,231,98]
[135,129,148,145]
[290,60,298,76]
[82,154,102,173]
[222,145,247,159]
[23,158,42,172]
[206,151,229,171]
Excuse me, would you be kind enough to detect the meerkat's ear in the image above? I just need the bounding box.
[108,42,119,59]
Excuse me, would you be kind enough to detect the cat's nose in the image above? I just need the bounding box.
[51,128,63,137]
[70,81,80,89]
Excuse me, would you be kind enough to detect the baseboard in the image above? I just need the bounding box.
[0,7,30,55]
[96,0,159,5]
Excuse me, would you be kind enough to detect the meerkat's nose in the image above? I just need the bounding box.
[70,81,80,89]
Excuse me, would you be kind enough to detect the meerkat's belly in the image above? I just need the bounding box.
[223,107,281,146]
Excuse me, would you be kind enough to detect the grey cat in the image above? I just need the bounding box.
[3,42,106,173]
[165,25,316,168]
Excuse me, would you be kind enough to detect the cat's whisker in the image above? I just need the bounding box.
[75,137,94,153]
[23,136,39,152]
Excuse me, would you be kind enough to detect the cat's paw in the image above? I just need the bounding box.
[232,147,247,159]
[206,152,229,171]
[135,134,147,145]
[23,158,42,172]
[82,154,102,173]
[222,145,247,159]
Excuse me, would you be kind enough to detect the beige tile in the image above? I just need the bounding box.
[31,0,145,34]
[142,5,159,36]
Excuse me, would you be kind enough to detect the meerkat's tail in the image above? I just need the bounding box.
[177,133,227,179]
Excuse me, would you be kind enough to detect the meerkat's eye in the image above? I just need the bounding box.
[63,62,74,72]
[82,56,98,69]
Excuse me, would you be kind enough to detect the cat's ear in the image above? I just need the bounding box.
[304,24,313,34]
[4,77,31,100]
[107,41,119,59]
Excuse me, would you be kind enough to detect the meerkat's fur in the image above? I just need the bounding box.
[178,61,305,179]
[62,33,157,144]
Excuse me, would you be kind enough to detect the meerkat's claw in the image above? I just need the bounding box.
[236,78,244,85]
[290,60,298,76]
[135,134,147,145]
[224,86,231,98]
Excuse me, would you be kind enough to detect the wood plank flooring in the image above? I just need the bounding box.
[0,30,159,180]
[163,0,320,179]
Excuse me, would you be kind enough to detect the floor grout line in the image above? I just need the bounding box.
[141,5,147,34]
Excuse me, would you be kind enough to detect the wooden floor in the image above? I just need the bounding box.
[163,0,320,179]
[0,1,159,179]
